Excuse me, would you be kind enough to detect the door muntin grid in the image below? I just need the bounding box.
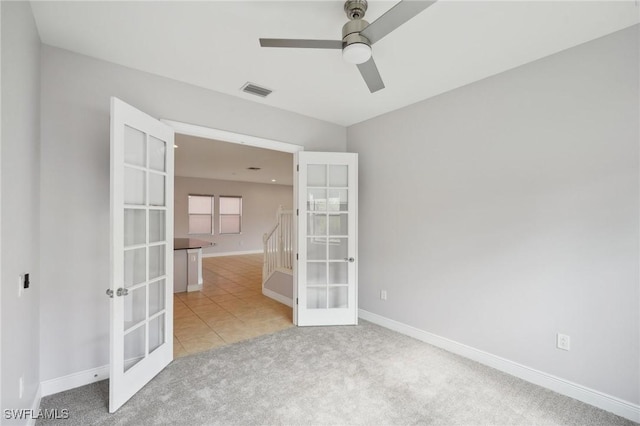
[122,124,169,372]
[305,164,350,309]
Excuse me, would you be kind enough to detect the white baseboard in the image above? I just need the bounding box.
[358,309,640,423]
[262,267,293,285]
[41,364,109,397]
[26,384,42,426]
[187,283,202,292]
[202,249,262,258]
[262,288,293,307]
[274,267,293,275]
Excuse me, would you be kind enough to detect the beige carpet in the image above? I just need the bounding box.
[38,321,636,425]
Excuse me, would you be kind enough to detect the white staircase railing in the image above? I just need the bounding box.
[263,206,293,283]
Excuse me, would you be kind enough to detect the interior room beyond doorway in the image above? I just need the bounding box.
[173,254,293,357]
[170,128,299,356]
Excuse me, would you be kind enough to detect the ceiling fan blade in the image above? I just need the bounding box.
[357,57,385,93]
[360,0,436,45]
[259,39,343,49]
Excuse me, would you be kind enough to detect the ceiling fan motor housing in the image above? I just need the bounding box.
[342,18,371,48]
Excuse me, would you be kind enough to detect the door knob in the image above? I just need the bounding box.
[116,287,129,297]
[106,289,114,298]
[344,257,355,263]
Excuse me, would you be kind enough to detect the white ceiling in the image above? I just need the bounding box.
[174,134,294,185]
[31,1,639,127]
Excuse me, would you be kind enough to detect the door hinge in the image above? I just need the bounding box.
[296,253,299,260]
[296,165,299,172]
[296,209,299,216]
[296,298,298,305]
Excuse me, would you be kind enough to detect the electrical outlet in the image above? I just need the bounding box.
[19,376,24,399]
[18,274,30,296]
[557,333,570,351]
[380,290,387,300]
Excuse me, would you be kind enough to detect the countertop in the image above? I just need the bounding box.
[173,238,213,250]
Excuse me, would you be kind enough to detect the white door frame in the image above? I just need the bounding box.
[160,120,304,154]
[160,120,304,323]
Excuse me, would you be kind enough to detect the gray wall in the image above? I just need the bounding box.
[175,176,293,255]
[347,25,639,404]
[1,1,41,418]
[39,45,346,381]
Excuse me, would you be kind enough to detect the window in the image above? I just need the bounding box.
[219,196,242,234]
[188,195,214,234]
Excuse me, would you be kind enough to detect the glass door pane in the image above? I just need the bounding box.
[124,209,146,246]
[124,125,146,167]
[149,173,165,206]
[149,314,166,354]
[149,279,166,316]
[124,168,146,205]
[328,165,348,187]
[124,325,145,372]
[149,210,165,243]
[148,136,166,172]
[124,248,146,288]
[124,287,147,331]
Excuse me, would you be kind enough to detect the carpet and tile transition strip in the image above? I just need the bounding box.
[38,321,636,425]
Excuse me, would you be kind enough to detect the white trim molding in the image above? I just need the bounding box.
[203,249,263,258]
[262,288,293,308]
[26,384,42,426]
[358,309,640,423]
[186,283,203,292]
[274,266,293,275]
[161,120,304,154]
[41,365,109,397]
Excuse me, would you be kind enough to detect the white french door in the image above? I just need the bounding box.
[295,152,358,326]
[109,97,174,412]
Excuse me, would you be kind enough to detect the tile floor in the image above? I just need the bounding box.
[173,253,293,358]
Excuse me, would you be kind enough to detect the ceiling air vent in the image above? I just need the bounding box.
[247,167,261,171]
[241,82,272,98]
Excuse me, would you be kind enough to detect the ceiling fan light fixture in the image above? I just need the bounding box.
[342,43,371,65]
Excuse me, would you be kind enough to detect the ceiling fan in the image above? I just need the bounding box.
[259,0,436,93]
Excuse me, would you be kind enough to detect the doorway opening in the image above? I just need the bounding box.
[164,120,302,357]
